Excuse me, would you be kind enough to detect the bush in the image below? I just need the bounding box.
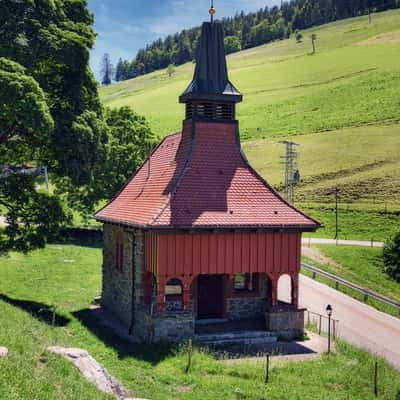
[383,232,400,282]
[295,30,303,43]
[224,36,242,54]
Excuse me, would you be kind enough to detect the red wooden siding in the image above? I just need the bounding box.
[144,231,301,278]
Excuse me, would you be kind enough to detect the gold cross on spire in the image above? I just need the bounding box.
[209,0,216,23]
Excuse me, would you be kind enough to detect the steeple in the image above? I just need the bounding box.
[179,19,242,122]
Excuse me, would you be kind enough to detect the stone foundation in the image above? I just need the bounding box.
[153,315,195,343]
[265,308,305,340]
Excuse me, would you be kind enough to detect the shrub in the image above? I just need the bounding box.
[383,232,400,282]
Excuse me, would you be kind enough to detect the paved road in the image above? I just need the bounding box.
[302,237,384,248]
[298,275,400,369]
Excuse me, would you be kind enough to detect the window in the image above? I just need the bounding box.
[165,278,183,298]
[115,232,124,271]
[234,273,257,292]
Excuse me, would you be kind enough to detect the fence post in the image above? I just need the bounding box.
[333,320,337,340]
[374,360,378,397]
[265,354,270,384]
[335,281,339,290]
[185,339,193,374]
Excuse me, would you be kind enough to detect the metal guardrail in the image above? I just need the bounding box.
[302,263,400,314]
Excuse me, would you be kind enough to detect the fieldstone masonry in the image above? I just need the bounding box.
[101,224,134,327]
[227,297,266,320]
[265,309,305,340]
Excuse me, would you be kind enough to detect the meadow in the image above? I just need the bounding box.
[1,241,400,399]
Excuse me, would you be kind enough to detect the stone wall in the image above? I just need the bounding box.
[153,315,195,343]
[101,224,134,327]
[265,309,305,340]
[226,297,266,320]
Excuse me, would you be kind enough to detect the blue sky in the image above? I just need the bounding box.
[88,0,279,78]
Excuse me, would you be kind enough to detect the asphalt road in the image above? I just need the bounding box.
[298,275,400,369]
[302,238,384,248]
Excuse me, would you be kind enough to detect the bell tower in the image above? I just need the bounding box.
[179,10,242,123]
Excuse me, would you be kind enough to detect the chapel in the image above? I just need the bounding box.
[95,15,319,343]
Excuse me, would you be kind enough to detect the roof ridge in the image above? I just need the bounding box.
[150,129,195,226]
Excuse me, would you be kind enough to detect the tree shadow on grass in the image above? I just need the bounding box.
[73,308,176,365]
[0,293,70,327]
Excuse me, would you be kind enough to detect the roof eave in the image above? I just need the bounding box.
[94,215,320,232]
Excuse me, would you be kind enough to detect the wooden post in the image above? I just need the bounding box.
[265,354,270,384]
[185,339,193,374]
[374,360,378,397]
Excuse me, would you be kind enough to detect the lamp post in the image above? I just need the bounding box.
[326,304,333,354]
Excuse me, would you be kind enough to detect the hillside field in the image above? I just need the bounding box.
[100,9,400,222]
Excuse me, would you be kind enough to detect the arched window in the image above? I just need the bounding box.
[165,278,184,312]
[115,232,124,271]
[165,278,183,300]
[277,274,292,305]
[234,273,258,292]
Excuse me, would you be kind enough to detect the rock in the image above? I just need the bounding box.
[47,346,137,399]
[0,347,8,358]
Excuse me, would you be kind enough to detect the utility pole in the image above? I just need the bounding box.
[280,141,299,204]
[334,187,340,240]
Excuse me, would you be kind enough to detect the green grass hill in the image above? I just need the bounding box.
[100,10,400,237]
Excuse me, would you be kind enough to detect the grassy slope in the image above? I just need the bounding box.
[100,10,400,140]
[1,243,400,399]
[302,245,400,316]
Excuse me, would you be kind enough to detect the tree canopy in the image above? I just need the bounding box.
[113,0,400,81]
[0,1,154,252]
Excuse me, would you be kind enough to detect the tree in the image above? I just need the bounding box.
[295,30,303,43]
[0,58,66,252]
[224,36,242,54]
[0,58,53,149]
[383,232,400,283]
[101,53,114,85]
[115,58,124,82]
[311,33,317,54]
[95,107,155,200]
[0,0,107,251]
[167,64,176,77]
[0,174,66,254]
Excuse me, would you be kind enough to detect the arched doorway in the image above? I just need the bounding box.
[277,274,292,305]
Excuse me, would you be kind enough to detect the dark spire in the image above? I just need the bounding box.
[179,22,242,104]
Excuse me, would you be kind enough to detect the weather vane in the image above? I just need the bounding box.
[209,0,216,23]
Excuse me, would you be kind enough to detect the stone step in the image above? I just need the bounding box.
[195,330,278,345]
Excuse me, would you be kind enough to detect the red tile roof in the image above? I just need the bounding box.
[95,122,320,230]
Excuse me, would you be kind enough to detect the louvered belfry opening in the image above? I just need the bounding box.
[185,101,235,121]
[179,22,242,121]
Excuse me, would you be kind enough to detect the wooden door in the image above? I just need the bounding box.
[197,275,225,319]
